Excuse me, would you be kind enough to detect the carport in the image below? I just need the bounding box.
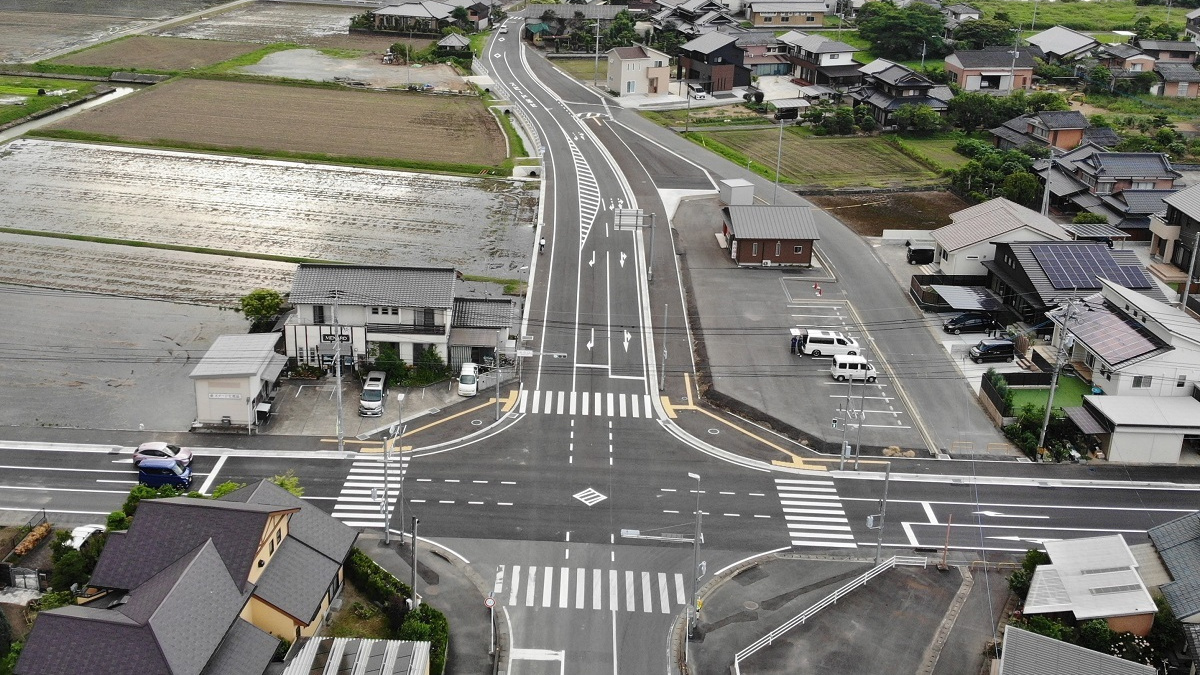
[929,285,1005,312]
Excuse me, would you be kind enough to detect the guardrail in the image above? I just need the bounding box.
[731,555,928,674]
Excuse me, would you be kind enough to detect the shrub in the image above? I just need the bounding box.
[50,550,90,591]
[272,638,291,662]
[1008,548,1051,599]
[36,590,74,612]
[106,511,132,531]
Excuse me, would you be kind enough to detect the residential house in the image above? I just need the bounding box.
[989,110,1096,151]
[607,44,672,96]
[373,1,458,32]
[436,32,471,53]
[1150,183,1200,308]
[736,32,793,77]
[943,46,1034,94]
[466,1,490,30]
[983,240,1168,326]
[284,264,457,371]
[1148,512,1200,627]
[1095,42,1156,74]
[1136,38,1198,64]
[1153,62,1200,98]
[450,297,515,366]
[1187,7,1200,44]
[1036,147,1182,240]
[778,30,863,88]
[1052,280,1200,463]
[930,198,1070,276]
[848,61,951,128]
[720,205,820,266]
[1023,535,1157,635]
[677,31,753,94]
[745,0,827,28]
[1025,25,1098,62]
[189,334,286,432]
[650,0,738,36]
[17,481,366,675]
[940,3,980,34]
[997,627,1156,675]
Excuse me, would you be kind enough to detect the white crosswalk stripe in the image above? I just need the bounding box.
[331,455,409,527]
[495,565,687,612]
[515,390,656,418]
[775,478,858,549]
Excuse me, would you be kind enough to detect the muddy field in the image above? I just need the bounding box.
[0,11,153,63]
[0,139,536,289]
[47,78,506,165]
[240,49,466,90]
[0,0,217,18]
[51,35,263,70]
[808,190,971,237]
[153,2,401,52]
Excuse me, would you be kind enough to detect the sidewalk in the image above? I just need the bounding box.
[359,533,503,675]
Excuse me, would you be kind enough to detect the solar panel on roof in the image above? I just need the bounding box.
[1030,243,1149,290]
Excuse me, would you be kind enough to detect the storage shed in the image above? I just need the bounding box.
[189,334,286,431]
[721,205,819,266]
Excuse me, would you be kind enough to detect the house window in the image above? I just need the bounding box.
[1178,375,1188,388]
[829,53,840,60]
[371,307,380,315]
[805,14,814,20]
[627,81,635,93]
[794,245,804,254]
[775,242,782,256]
[420,308,436,326]
[941,249,948,260]
[1095,182,1114,194]
[1132,375,1152,388]
[1132,181,1154,190]
[1130,63,1142,71]
[763,15,772,21]
[781,15,790,21]
[752,242,759,256]
[269,539,275,555]
[1180,82,1190,97]
[653,60,663,67]
[313,306,326,324]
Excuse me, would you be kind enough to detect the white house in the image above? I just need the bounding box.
[1052,279,1200,463]
[189,333,287,431]
[930,198,1070,275]
[606,44,671,97]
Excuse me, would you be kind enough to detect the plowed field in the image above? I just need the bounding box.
[50,35,262,70]
[46,78,507,166]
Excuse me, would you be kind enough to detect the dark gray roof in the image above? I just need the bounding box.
[1165,183,1200,216]
[1047,294,1172,368]
[724,206,819,240]
[1035,110,1089,130]
[17,607,165,675]
[1078,152,1181,179]
[871,63,933,87]
[947,48,1035,69]
[996,241,1167,308]
[90,498,292,593]
[999,626,1156,675]
[452,297,514,328]
[1160,539,1200,584]
[220,480,357,567]
[202,620,280,675]
[1148,511,1200,617]
[1138,39,1199,52]
[1097,42,1144,59]
[1149,510,1200,550]
[515,4,639,17]
[437,33,470,48]
[1083,126,1121,147]
[1156,62,1200,82]
[254,537,342,623]
[1162,576,1200,620]
[1104,189,1175,216]
[289,264,457,308]
[680,31,737,53]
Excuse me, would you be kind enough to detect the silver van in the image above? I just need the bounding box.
[358,370,387,417]
[797,329,859,358]
[830,355,877,382]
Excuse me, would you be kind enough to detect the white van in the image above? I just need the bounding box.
[457,363,479,397]
[358,370,387,417]
[830,355,876,382]
[687,83,707,99]
[797,329,859,358]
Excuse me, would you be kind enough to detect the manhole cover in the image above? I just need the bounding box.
[744,601,759,610]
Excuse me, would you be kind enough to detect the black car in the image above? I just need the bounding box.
[942,312,998,335]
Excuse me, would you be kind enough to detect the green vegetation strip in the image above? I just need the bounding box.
[0,76,98,126]
[970,0,1178,31]
[28,128,504,177]
[461,274,527,296]
[0,226,338,265]
[493,107,528,158]
[201,43,305,73]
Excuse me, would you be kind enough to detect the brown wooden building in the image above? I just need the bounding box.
[722,205,819,266]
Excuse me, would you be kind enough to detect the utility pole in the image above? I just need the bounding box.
[410,516,420,609]
[1008,29,1021,93]
[1040,156,1056,217]
[873,462,891,565]
[331,290,345,454]
[773,118,785,205]
[495,333,503,421]
[659,304,668,391]
[1038,299,1080,454]
[1181,231,1200,311]
[394,392,405,545]
[592,20,601,87]
[853,346,870,470]
[687,472,702,641]
[837,374,853,470]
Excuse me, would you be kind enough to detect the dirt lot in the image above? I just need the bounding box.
[0,11,153,63]
[240,49,466,90]
[47,78,507,166]
[0,0,217,18]
[50,35,262,70]
[153,2,403,52]
[809,190,971,237]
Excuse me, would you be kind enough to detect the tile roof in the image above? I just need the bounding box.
[1026,25,1098,58]
[1156,62,1200,82]
[994,241,1167,308]
[858,58,897,75]
[1163,574,1200,619]
[723,205,820,240]
[1097,42,1144,60]
[201,620,279,675]
[613,45,649,59]
[1083,126,1121,147]
[1079,152,1181,178]
[90,497,292,593]
[1035,110,1089,130]
[1138,39,1199,52]
[437,33,470,48]
[943,3,979,13]
[1164,182,1200,216]
[748,1,826,11]
[189,333,283,379]
[289,264,457,308]
[220,480,358,568]
[1149,511,1200,550]
[680,31,738,53]
[932,197,1069,251]
[253,537,343,623]
[871,63,934,87]
[452,297,514,328]
[375,1,455,19]
[1104,189,1175,216]
[778,30,856,53]
[999,627,1156,675]
[946,48,1035,69]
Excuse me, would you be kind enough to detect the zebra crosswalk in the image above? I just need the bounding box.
[331,455,409,528]
[516,389,657,418]
[776,477,858,549]
[493,564,687,613]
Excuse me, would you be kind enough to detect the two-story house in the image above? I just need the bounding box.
[989,109,1092,151]
[940,3,980,35]
[736,32,793,77]
[677,31,753,94]
[848,61,951,128]
[745,0,827,28]
[944,46,1035,94]
[1049,280,1200,464]
[1136,38,1199,64]
[1187,7,1200,44]
[17,481,374,674]
[1150,183,1200,309]
[1094,42,1157,90]
[777,30,862,88]
[1153,62,1200,98]
[284,264,457,371]
[607,44,671,96]
[930,197,1070,276]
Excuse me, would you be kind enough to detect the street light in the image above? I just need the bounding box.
[687,472,702,640]
[920,37,939,70]
[393,392,406,546]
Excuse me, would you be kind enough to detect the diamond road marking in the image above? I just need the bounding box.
[574,487,607,506]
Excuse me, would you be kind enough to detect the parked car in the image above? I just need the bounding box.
[133,442,193,467]
[358,370,387,417]
[457,363,479,397]
[942,312,998,335]
[969,338,1016,363]
[67,524,106,550]
[906,247,935,265]
[137,458,193,489]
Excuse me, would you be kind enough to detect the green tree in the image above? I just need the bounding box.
[605,10,638,48]
[1001,171,1041,207]
[450,6,470,30]
[948,91,1000,131]
[1073,212,1109,224]
[1078,619,1115,653]
[50,550,91,591]
[893,103,943,133]
[857,3,946,60]
[1008,548,1050,598]
[822,106,856,135]
[238,289,284,331]
[373,343,410,385]
[952,18,1017,49]
[210,481,247,498]
[1084,65,1114,94]
[1018,615,1073,641]
[271,470,305,497]
[1024,91,1069,112]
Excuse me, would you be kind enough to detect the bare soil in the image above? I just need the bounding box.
[50,35,262,70]
[48,78,506,165]
[0,11,152,63]
[809,190,971,237]
[153,2,394,50]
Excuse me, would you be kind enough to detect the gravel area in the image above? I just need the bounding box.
[239,48,467,90]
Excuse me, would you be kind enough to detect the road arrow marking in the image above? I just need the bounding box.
[973,511,1050,519]
[623,330,631,352]
[586,328,594,351]
[619,252,626,268]
[986,535,1060,544]
[589,250,596,267]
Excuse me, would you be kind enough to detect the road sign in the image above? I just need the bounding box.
[320,334,351,342]
[516,349,534,357]
[484,597,495,608]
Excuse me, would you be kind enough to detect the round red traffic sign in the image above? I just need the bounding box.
[484,596,496,608]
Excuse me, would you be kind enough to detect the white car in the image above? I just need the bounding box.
[457,363,479,397]
[68,524,106,550]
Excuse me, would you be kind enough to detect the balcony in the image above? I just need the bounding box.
[365,323,445,335]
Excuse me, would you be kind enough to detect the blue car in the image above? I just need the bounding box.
[137,458,192,489]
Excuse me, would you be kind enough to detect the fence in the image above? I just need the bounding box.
[731,556,928,674]
[980,371,1054,418]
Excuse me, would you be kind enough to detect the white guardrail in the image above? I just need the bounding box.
[731,555,928,675]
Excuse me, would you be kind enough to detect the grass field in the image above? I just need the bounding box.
[0,75,97,126]
[549,57,606,84]
[889,134,971,171]
[49,35,263,71]
[1009,376,1093,412]
[970,0,1178,31]
[696,129,942,189]
[43,78,508,169]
